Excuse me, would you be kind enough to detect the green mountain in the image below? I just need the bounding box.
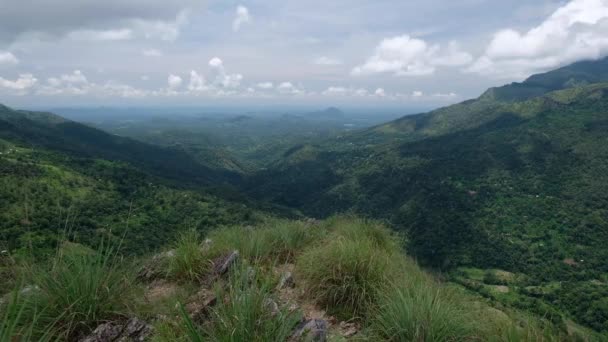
[246,59,608,332]
[0,105,240,185]
[0,105,257,255]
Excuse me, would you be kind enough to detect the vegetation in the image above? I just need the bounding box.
[2,57,608,338]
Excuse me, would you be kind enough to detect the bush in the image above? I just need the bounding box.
[296,219,403,319]
[17,241,136,340]
[168,230,208,282]
[370,282,481,341]
[180,263,301,342]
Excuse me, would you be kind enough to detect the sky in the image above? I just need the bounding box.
[1,0,608,108]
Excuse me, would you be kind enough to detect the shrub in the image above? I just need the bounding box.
[296,219,403,319]
[370,282,481,341]
[180,263,301,342]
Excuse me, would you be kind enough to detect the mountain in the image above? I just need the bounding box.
[0,105,241,186]
[0,105,259,255]
[245,59,608,332]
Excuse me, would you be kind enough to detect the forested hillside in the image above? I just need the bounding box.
[0,105,258,256]
[245,59,608,333]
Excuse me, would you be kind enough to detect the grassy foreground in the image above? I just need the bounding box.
[0,216,599,341]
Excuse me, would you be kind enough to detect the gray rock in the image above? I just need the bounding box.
[291,319,328,342]
[79,318,153,342]
[185,288,218,322]
[213,250,239,275]
[278,271,295,289]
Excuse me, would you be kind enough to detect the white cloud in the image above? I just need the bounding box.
[374,88,386,96]
[433,92,457,98]
[468,0,608,78]
[101,81,147,98]
[0,73,38,90]
[40,70,91,95]
[322,86,348,95]
[168,74,183,89]
[412,90,423,97]
[277,81,301,94]
[232,5,251,32]
[257,82,274,89]
[67,28,134,41]
[208,57,243,88]
[0,52,19,65]
[314,56,343,66]
[142,48,163,57]
[141,75,150,81]
[352,35,472,77]
[188,70,207,91]
[135,10,189,41]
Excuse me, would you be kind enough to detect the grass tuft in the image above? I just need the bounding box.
[180,262,302,342]
[296,218,403,319]
[370,282,480,341]
[168,230,208,282]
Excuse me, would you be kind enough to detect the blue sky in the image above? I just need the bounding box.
[0,0,607,108]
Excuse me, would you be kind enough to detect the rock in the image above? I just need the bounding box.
[277,271,295,289]
[213,250,239,275]
[79,318,153,342]
[264,298,280,316]
[338,321,358,337]
[137,250,175,281]
[291,319,328,342]
[185,288,218,322]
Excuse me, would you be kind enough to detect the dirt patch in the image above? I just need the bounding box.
[490,285,510,293]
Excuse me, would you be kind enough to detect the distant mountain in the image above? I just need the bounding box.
[245,58,608,332]
[305,107,345,119]
[0,105,240,185]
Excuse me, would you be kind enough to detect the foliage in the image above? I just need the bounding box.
[15,241,136,340]
[181,263,302,342]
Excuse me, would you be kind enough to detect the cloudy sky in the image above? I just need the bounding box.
[1,0,607,108]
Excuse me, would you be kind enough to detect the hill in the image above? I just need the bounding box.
[0,105,241,185]
[245,59,608,333]
[0,105,260,255]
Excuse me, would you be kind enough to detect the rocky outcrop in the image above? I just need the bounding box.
[212,250,239,275]
[79,318,153,342]
[290,319,328,342]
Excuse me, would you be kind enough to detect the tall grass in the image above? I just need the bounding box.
[168,230,208,282]
[0,285,56,341]
[296,218,403,319]
[370,281,481,341]
[206,219,322,263]
[179,263,302,342]
[15,240,136,340]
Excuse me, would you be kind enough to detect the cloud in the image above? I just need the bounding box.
[0,0,200,42]
[352,35,472,76]
[277,82,301,94]
[322,86,348,95]
[412,90,423,97]
[208,57,243,88]
[257,82,274,89]
[168,74,183,89]
[0,52,19,65]
[374,88,386,96]
[142,48,163,57]
[314,56,343,66]
[232,5,251,32]
[0,74,38,91]
[188,70,207,91]
[67,28,134,41]
[47,70,88,86]
[468,0,608,78]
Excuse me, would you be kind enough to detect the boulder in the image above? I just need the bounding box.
[137,250,174,281]
[290,319,328,342]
